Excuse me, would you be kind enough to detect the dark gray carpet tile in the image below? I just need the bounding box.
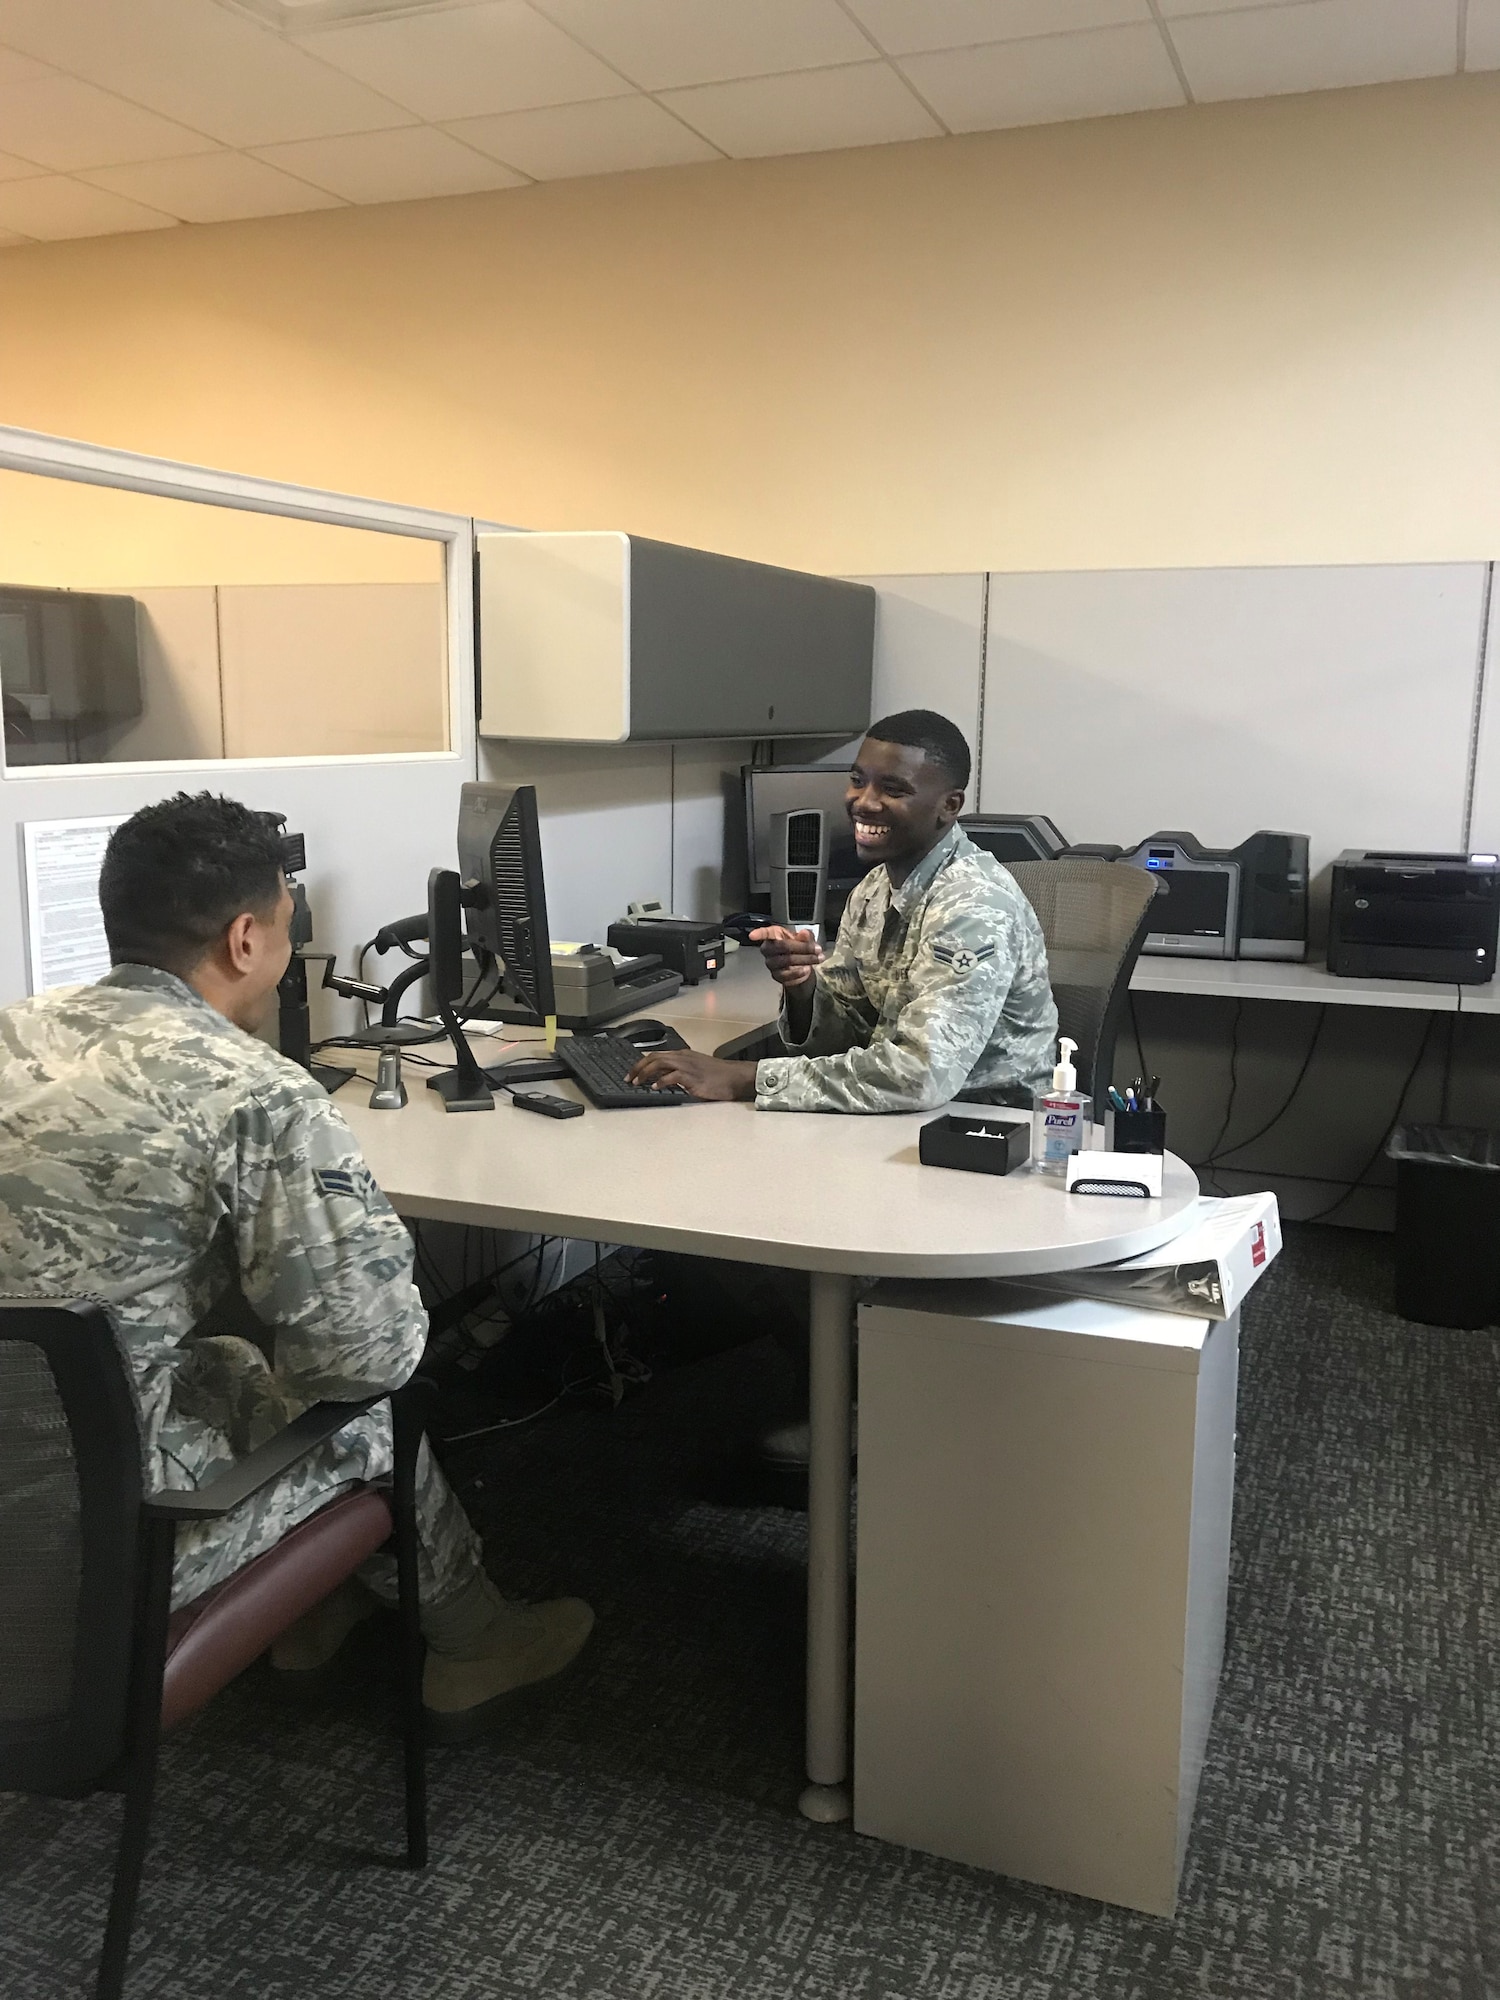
[3,1227,1498,1999]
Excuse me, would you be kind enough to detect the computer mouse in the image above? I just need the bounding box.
[615,1018,671,1049]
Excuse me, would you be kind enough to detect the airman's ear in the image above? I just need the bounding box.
[222,911,259,974]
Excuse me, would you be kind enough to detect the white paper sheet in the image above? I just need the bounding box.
[22,815,126,994]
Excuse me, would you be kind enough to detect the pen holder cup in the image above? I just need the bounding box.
[1110,1107,1167,1155]
[919,1113,1031,1177]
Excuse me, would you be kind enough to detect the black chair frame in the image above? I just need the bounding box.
[0,1299,432,2000]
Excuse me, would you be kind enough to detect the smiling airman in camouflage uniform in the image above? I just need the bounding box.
[755,820,1058,1113]
[0,962,480,1612]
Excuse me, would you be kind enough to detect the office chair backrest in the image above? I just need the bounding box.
[0,1299,145,1796]
[1004,859,1159,1100]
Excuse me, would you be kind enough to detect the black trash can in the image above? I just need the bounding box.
[1388,1125,1500,1328]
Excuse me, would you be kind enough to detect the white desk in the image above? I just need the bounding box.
[342,950,1202,1821]
[1130,950,1499,1013]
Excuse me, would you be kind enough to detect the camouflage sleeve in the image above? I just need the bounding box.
[214,1081,428,1404]
[756,901,1023,1115]
[778,890,877,1057]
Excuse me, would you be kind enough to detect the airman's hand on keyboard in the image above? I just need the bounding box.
[625,1050,759,1102]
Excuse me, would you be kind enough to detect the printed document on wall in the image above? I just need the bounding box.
[22,816,125,994]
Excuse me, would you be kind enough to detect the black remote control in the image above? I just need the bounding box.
[511,1092,585,1120]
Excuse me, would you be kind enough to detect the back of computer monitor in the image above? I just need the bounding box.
[743,763,859,898]
[457,781,556,1026]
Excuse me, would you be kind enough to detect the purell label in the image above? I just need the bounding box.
[1041,1099,1080,1127]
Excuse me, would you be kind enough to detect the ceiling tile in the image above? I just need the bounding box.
[1466,0,1500,70]
[843,0,1150,60]
[661,61,942,158]
[0,143,43,179]
[82,150,345,222]
[297,1,630,122]
[532,0,873,90]
[0,45,54,85]
[1157,0,1325,13]
[0,0,418,147]
[1167,0,1460,101]
[0,173,177,239]
[447,95,720,180]
[254,125,530,203]
[900,23,1184,132]
[0,74,216,170]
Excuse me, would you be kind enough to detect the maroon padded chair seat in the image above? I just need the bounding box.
[161,1486,393,1733]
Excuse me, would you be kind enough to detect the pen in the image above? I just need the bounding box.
[1108,1086,1128,1113]
[1125,1088,1137,1111]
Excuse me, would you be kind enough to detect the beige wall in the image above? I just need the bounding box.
[0,75,1497,575]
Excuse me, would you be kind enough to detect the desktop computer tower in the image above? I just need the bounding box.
[771,808,828,938]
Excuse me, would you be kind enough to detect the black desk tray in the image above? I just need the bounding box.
[919,1113,1031,1177]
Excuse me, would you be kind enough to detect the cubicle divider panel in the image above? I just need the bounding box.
[857,572,987,764]
[477,736,755,948]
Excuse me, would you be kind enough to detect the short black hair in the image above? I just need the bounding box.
[863,709,972,790]
[99,792,286,977]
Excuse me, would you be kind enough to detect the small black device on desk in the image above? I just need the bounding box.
[607,904,727,985]
[1328,849,1500,982]
[512,1092,585,1120]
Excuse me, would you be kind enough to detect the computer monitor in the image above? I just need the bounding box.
[425,866,495,1111]
[743,764,861,904]
[959,814,1069,865]
[457,782,556,1035]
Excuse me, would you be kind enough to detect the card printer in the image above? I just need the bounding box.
[962,818,1309,962]
[1328,850,1500,983]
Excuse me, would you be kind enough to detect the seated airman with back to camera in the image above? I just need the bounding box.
[0,792,592,1741]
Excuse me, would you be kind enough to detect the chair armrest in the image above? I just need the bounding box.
[143,1397,385,1521]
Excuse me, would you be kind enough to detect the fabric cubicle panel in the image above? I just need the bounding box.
[977,563,1489,904]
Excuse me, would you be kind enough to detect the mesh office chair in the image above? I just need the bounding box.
[1003,858,1160,1099]
[0,1298,431,2000]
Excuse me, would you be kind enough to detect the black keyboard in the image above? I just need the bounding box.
[556,1031,694,1108]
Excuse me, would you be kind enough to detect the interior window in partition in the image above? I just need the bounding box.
[0,469,449,768]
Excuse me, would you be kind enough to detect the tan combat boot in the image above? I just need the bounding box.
[421,1571,594,1744]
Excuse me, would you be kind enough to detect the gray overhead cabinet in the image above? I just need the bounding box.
[477,531,874,743]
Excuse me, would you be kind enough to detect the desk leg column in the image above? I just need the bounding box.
[800,1268,854,1824]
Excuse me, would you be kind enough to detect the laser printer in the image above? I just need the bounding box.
[1328,850,1500,983]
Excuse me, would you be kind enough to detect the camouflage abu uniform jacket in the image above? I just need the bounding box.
[755,823,1058,1114]
[0,964,479,1607]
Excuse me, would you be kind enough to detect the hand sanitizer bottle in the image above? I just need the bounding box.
[1031,1036,1091,1173]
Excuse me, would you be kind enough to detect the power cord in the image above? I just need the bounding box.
[1300,1013,1435,1224]
[1208,1005,1329,1168]
[1195,999,1244,1192]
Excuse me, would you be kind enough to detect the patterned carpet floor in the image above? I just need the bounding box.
[3,1225,1498,1999]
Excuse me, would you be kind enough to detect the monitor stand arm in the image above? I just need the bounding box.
[427,996,495,1112]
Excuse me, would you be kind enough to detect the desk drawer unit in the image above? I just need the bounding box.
[853,1283,1237,1917]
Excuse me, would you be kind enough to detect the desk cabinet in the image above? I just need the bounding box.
[854,1284,1236,1916]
